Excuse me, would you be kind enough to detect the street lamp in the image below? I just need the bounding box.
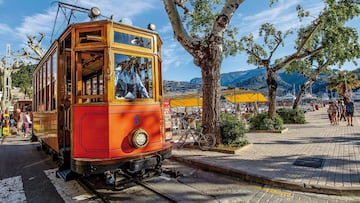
[233,87,236,105]
[229,86,236,113]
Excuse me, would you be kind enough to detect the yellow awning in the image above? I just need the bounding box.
[170,98,203,107]
[224,92,268,103]
[166,89,267,107]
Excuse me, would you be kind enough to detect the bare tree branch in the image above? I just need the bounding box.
[174,0,193,16]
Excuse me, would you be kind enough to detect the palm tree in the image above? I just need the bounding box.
[327,70,360,98]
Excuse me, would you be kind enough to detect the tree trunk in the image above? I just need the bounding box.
[201,62,221,144]
[293,80,314,109]
[266,68,277,119]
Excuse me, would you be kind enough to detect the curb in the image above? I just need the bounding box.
[181,143,253,154]
[249,128,289,133]
[170,155,360,197]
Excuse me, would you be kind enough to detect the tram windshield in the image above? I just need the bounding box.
[114,53,152,99]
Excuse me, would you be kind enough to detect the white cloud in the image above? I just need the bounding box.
[74,0,157,21]
[158,23,173,35]
[12,0,188,78]
[16,11,56,36]
[0,23,12,34]
[13,0,160,49]
[237,0,324,36]
[150,22,193,75]
[162,37,192,72]
[243,0,300,26]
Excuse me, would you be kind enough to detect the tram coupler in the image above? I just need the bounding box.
[162,168,183,179]
[104,171,116,185]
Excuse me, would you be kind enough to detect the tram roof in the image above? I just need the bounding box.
[34,19,161,74]
[65,19,160,33]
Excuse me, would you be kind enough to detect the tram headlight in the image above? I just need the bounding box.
[147,23,156,31]
[130,129,149,148]
[88,7,101,20]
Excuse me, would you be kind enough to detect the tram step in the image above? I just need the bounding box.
[56,169,78,181]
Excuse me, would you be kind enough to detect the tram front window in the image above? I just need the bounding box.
[114,53,152,99]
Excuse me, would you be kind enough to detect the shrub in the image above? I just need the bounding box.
[276,108,305,124]
[249,112,284,130]
[220,113,248,146]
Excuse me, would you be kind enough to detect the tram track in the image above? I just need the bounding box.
[74,167,218,203]
[135,180,179,203]
[77,176,111,203]
[132,171,218,203]
[45,159,359,202]
[75,168,184,203]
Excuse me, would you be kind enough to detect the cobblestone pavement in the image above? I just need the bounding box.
[171,106,360,196]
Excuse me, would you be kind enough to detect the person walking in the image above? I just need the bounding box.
[23,111,32,137]
[344,97,354,126]
[14,108,24,136]
[338,100,346,122]
[327,101,338,125]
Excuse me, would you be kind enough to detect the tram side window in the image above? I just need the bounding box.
[51,51,57,110]
[114,53,152,100]
[41,64,46,111]
[46,60,51,111]
[83,76,103,97]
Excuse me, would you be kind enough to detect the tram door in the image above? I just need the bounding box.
[75,50,104,104]
[58,35,72,155]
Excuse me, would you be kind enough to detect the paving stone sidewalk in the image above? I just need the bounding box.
[171,107,360,196]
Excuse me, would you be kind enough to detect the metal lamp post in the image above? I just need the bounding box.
[344,72,351,99]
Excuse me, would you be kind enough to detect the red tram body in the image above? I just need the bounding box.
[31,19,172,180]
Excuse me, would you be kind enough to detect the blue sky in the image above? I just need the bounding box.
[0,0,359,81]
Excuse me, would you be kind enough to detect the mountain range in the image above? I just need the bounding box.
[189,68,337,96]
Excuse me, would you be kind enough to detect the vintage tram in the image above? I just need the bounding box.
[31,17,172,181]
[14,99,32,112]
